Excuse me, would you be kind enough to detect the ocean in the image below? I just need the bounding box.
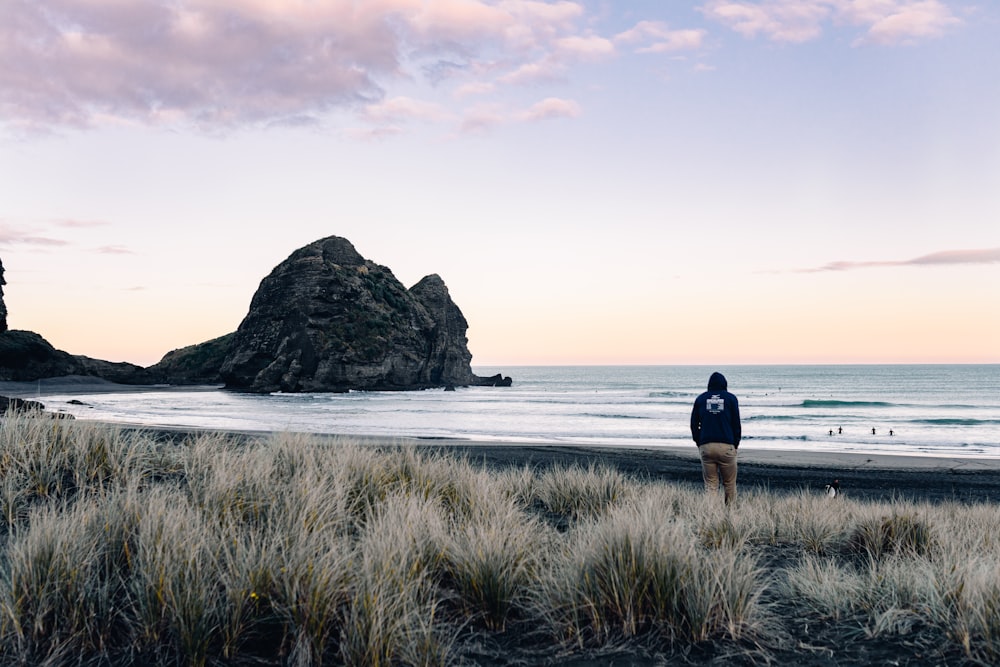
[31,365,1000,459]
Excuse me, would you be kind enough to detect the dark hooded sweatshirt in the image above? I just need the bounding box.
[690,372,741,448]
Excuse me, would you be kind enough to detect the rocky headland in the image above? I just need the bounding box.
[0,259,153,385]
[0,238,510,393]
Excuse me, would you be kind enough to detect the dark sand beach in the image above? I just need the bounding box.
[433,441,1000,505]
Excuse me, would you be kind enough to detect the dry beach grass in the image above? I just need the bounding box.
[0,415,999,665]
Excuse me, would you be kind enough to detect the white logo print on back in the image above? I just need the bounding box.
[707,394,725,414]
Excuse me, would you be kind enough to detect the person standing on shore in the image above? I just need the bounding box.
[691,372,742,505]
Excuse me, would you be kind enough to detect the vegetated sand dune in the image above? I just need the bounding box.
[0,414,998,665]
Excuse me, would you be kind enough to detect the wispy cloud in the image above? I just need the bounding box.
[362,97,452,124]
[497,60,568,86]
[0,222,70,248]
[701,0,961,45]
[519,98,582,122]
[615,21,708,53]
[52,218,112,229]
[458,104,508,135]
[94,245,135,255]
[554,35,616,60]
[457,97,581,135]
[0,218,116,249]
[797,247,1000,272]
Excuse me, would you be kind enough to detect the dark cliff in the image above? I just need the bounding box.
[217,236,492,393]
[0,330,153,383]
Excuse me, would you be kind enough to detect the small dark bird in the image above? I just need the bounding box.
[825,479,840,498]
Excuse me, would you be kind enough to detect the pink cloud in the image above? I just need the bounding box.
[456,97,580,134]
[520,97,582,122]
[0,0,610,133]
[498,60,568,86]
[458,104,508,135]
[907,247,1000,265]
[555,35,616,60]
[52,218,112,229]
[0,218,116,249]
[615,21,708,53]
[700,1,831,42]
[362,97,451,124]
[94,245,135,255]
[859,1,962,45]
[453,81,496,98]
[701,0,961,45]
[0,228,69,248]
[798,247,1000,272]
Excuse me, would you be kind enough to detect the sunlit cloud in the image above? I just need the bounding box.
[456,96,579,134]
[859,1,962,45]
[0,0,611,134]
[519,97,582,122]
[498,60,568,86]
[458,104,509,135]
[453,81,496,98]
[362,97,452,124]
[615,21,708,53]
[701,0,961,45]
[797,247,1000,272]
[554,35,616,60]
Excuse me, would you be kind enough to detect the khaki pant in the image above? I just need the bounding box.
[699,442,738,505]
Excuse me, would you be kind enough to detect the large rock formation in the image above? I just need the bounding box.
[148,333,234,385]
[218,236,499,392]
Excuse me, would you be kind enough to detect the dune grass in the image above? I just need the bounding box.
[0,414,997,665]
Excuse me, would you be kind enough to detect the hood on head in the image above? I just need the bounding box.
[707,372,727,391]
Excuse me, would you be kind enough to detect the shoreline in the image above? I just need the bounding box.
[0,376,224,397]
[5,376,1000,504]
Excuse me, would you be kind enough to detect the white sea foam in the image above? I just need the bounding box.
[33,365,1000,459]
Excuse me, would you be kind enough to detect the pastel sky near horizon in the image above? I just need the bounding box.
[1,0,998,368]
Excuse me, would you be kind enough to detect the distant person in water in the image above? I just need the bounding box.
[691,372,742,505]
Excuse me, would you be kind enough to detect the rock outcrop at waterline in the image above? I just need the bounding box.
[0,257,154,383]
[0,241,510,392]
[217,236,505,393]
[0,330,154,384]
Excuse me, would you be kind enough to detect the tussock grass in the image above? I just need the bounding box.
[443,487,548,631]
[533,462,632,521]
[0,415,998,664]
[845,510,936,561]
[540,496,765,645]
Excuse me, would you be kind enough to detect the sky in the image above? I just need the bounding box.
[1,0,998,368]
